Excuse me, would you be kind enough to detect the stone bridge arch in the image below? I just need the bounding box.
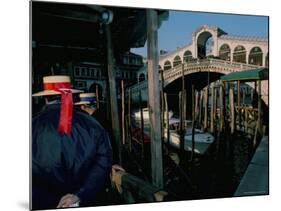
[163,66,228,88]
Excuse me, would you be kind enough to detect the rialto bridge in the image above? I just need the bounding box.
[129,25,268,106]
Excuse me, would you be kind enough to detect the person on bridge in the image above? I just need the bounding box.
[32,75,113,209]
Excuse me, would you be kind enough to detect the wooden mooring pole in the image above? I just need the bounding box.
[204,88,208,130]
[237,80,241,130]
[190,85,196,163]
[105,24,122,164]
[179,91,182,131]
[182,64,186,125]
[164,93,170,146]
[96,84,99,109]
[219,83,224,132]
[160,69,165,141]
[242,88,246,105]
[195,90,199,121]
[139,90,145,162]
[216,82,225,159]
[147,9,163,188]
[210,84,215,133]
[229,87,235,134]
[121,80,125,145]
[179,91,185,156]
[214,85,217,131]
[258,79,262,134]
[128,89,132,152]
[183,90,187,126]
[198,90,203,128]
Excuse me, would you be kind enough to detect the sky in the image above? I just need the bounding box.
[131,10,268,57]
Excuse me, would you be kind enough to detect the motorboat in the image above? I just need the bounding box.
[164,120,214,154]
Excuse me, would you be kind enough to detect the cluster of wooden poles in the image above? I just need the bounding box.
[117,78,263,166]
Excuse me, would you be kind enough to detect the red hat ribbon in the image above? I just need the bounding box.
[44,82,73,135]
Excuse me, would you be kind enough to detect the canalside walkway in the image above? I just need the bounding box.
[234,136,269,196]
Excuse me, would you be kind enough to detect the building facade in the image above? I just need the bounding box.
[73,52,143,98]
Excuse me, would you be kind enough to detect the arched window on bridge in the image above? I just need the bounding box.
[173,55,182,67]
[197,31,213,59]
[138,73,145,82]
[164,60,172,71]
[265,52,269,67]
[233,45,246,63]
[219,44,231,61]
[249,47,263,66]
[183,50,193,62]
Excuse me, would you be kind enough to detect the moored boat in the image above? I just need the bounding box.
[164,119,214,154]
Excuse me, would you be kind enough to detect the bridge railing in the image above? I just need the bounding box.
[209,58,260,70]
[163,58,261,81]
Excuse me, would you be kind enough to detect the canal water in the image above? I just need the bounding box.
[127,115,257,201]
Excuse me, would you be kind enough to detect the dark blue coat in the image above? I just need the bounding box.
[32,104,112,210]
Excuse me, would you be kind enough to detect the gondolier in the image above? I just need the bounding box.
[32,75,113,209]
[75,92,108,130]
[75,92,98,116]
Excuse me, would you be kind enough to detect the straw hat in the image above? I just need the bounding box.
[32,75,83,97]
[75,93,97,105]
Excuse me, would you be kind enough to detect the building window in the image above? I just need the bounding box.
[89,68,94,77]
[116,70,121,78]
[129,57,133,64]
[132,72,137,80]
[173,55,182,67]
[81,81,86,88]
[139,73,145,82]
[123,56,128,64]
[74,67,80,76]
[75,81,86,89]
[81,67,86,76]
[86,68,91,77]
[233,45,246,63]
[248,47,263,66]
[219,44,231,61]
[183,50,193,62]
[164,60,172,71]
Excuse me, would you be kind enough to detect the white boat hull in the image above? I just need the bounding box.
[164,130,214,154]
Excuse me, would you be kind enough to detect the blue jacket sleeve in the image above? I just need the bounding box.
[75,129,113,203]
